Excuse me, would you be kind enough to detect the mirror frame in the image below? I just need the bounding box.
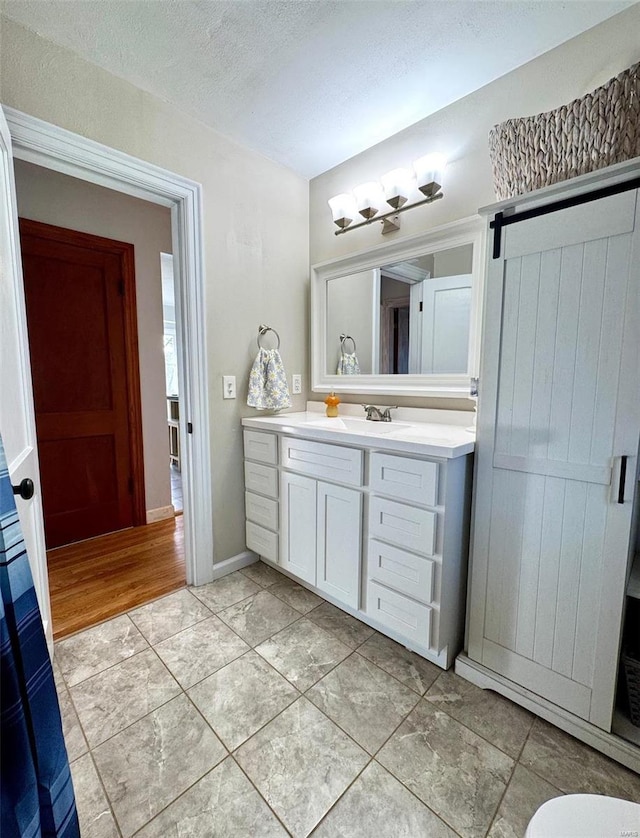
[311,215,486,397]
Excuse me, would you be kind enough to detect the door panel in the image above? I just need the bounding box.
[280,472,316,584]
[0,107,52,641]
[316,481,361,608]
[472,189,640,729]
[20,220,142,548]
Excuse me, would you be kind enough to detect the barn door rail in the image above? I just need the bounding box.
[490,175,640,259]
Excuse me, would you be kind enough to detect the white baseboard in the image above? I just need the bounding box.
[209,550,258,580]
[455,653,640,773]
[146,505,175,524]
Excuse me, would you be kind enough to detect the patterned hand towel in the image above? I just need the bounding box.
[247,348,292,410]
[337,351,361,375]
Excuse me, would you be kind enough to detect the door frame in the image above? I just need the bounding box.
[4,105,214,588]
[20,218,147,530]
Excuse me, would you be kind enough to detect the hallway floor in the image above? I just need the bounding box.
[48,516,185,639]
[55,562,640,838]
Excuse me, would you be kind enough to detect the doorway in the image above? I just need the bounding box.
[20,219,146,549]
[2,106,215,649]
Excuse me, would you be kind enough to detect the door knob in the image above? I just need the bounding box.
[12,478,35,500]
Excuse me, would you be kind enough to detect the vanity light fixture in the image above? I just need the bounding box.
[328,154,447,236]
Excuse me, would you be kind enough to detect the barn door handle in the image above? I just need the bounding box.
[12,478,35,500]
[617,456,628,504]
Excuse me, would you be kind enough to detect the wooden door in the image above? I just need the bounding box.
[316,481,361,608]
[280,471,316,584]
[469,188,640,729]
[19,219,145,549]
[0,108,52,641]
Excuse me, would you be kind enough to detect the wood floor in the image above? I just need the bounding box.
[48,516,185,640]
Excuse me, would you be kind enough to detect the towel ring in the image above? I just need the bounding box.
[257,324,281,350]
[340,333,357,354]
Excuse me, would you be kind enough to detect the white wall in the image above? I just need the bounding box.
[326,271,375,374]
[14,159,173,515]
[1,17,310,565]
[309,4,640,406]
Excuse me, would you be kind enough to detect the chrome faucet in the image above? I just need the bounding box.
[363,404,397,422]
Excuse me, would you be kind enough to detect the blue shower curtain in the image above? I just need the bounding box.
[0,436,79,838]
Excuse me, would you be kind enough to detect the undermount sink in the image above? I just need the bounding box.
[306,417,412,435]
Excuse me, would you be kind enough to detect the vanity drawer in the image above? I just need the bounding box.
[366,579,432,647]
[245,491,278,531]
[367,539,435,604]
[246,521,278,563]
[244,462,278,499]
[243,430,278,464]
[369,452,438,507]
[280,436,363,486]
[369,496,436,556]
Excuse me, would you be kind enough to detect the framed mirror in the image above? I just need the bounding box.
[311,216,485,397]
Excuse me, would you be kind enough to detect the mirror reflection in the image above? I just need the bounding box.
[326,243,473,376]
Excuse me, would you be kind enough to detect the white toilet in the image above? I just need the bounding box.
[525,794,640,838]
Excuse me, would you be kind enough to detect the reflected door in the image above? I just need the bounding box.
[419,274,472,373]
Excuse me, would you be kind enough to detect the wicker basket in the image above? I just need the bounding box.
[489,63,640,201]
[623,646,640,727]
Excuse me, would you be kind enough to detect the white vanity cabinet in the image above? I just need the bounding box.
[242,416,473,669]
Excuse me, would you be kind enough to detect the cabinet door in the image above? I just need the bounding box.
[281,472,316,585]
[316,482,362,608]
[469,188,640,729]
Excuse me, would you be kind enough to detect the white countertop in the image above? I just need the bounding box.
[242,403,475,458]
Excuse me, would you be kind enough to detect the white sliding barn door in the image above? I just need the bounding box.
[469,189,640,729]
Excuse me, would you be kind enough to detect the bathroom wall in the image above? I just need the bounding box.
[14,159,173,517]
[309,3,640,407]
[1,16,310,567]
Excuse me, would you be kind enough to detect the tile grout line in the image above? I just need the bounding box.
[229,753,295,837]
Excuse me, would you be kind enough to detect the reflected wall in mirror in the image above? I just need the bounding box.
[311,216,485,397]
[326,243,473,376]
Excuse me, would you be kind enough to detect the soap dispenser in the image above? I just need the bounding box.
[324,392,340,417]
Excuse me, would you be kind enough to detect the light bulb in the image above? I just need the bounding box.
[413,153,447,198]
[353,181,385,220]
[328,193,357,229]
[380,168,413,209]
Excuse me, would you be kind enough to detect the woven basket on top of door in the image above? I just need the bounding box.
[489,62,640,201]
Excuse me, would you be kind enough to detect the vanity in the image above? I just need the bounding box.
[242,405,474,668]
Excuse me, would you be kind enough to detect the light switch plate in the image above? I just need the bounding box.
[292,374,302,395]
[223,375,236,399]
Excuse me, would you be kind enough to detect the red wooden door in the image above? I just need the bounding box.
[19,219,145,549]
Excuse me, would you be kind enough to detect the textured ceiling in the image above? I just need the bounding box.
[1,0,634,178]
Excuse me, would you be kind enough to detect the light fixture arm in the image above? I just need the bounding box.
[334,191,444,236]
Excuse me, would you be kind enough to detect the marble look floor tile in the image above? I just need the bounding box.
[307,653,420,754]
[58,683,88,762]
[312,761,457,838]
[236,697,369,838]
[358,633,441,695]
[188,650,299,750]
[93,694,226,838]
[191,571,261,612]
[218,590,300,647]
[269,576,324,614]
[520,717,640,801]
[136,757,288,837]
[256,618,351,691]
[425,669,534,758]
[56,615,148,686]
[154,615,249,688]
[308,601,375,649]
[129,588,212,644]
[377,700,514,838]
[70,648,181,747]
[487,764,563,838]
[240,560,282,588]
[70,753,119,838]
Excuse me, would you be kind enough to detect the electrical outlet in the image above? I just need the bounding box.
[223,375,236,399]
[292,374,302,395]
